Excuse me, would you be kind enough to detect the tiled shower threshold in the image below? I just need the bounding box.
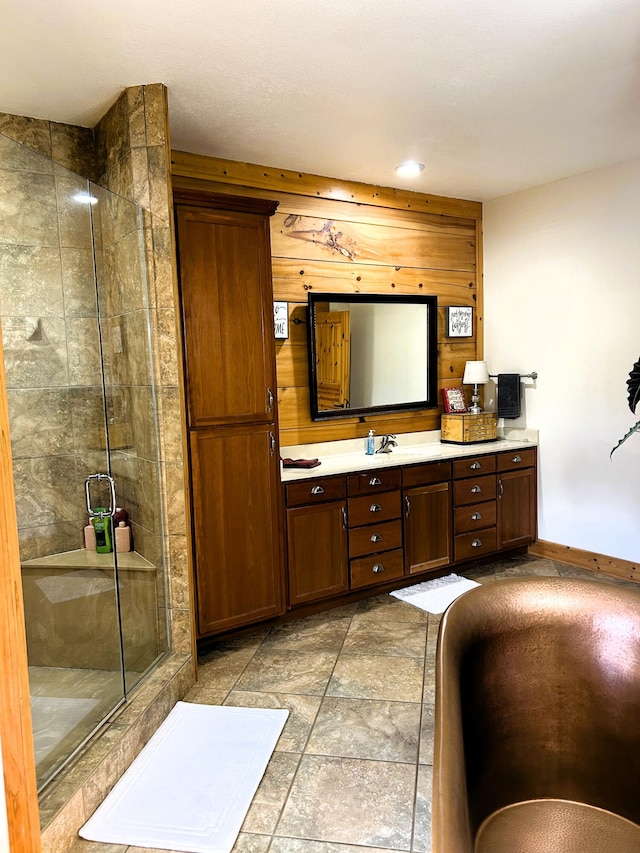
[38,652,195,852]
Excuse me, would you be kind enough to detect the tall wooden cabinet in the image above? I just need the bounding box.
[175,191,284,638]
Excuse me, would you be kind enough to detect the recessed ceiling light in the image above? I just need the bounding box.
[394,161,425,178]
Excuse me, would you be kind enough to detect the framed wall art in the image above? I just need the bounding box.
[441,387,467,413]
[274,301,289,339]
[446,306,473,338]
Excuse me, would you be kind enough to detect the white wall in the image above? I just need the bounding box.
[484,157,640,562]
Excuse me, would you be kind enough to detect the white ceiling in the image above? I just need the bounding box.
[2,0,639,201]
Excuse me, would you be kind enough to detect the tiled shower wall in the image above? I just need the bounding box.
[0,83,192,656]
[93,84,192,656]
[0,121,106,562]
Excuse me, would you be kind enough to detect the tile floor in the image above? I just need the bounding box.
[67,555,639,853]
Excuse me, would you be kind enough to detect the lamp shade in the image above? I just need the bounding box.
[463,360,490,385]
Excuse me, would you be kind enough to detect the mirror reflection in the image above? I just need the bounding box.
[308,292,438,420]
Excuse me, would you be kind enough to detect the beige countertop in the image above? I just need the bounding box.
[280,428,538,483]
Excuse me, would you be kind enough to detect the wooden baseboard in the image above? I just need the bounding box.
[529,540,640,585]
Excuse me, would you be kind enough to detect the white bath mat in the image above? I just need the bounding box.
[390,573,480,614]
[79,701,288,853]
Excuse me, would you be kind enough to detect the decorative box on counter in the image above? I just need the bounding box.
[441,412,497,444]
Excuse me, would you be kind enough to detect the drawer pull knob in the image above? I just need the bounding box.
[471,485,482,494]
[512,454,522,463]
[471,461,481,470]
[471,538,483,548]
[369,476,382,486]
[370,533,382,543]
[372,563,385,573]
[370,503,382,513]
[311,485,325,495]
[471,512,482,521]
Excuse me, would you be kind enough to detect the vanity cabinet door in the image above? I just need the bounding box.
[286,500,349,606]
[404,482,452,575]
[498,467,536,549]
[190,425,284,636]
[176,202,278,428]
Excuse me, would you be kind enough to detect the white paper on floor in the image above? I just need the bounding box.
[79,701,288,853]
[390,573,480,614]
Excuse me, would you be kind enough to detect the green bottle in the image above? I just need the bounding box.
[92,509,112,553]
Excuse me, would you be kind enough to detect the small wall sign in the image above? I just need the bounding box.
[447,306,473,338]
[274,301,289,339]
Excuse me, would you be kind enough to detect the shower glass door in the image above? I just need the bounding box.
[0,132,167,791]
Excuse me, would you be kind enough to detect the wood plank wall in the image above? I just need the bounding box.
[171,152,483,446]
[0,327,41,851]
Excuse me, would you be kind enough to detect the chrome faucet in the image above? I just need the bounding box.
[376,434,398,453]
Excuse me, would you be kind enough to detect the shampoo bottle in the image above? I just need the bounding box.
[92,510,112,554]
[84,519,96,550]
[366,429,375,455]
[115,521,131,552]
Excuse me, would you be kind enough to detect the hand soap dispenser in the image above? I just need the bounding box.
[366,429,375,455]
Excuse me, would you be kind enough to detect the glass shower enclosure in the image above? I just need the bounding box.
[0,133,168,790]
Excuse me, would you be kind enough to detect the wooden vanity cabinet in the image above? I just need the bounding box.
[283,446,537,612]
[497,448,537,549]
[403,461,452,575]
[346,470,404,590]
[452,448,537,562]
[285,476,349,606]
[175,191,285,639]
[452,454,499,561]
[190,425,284,635]
[175,194,279,429]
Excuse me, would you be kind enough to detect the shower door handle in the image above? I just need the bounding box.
[85,473,117,518]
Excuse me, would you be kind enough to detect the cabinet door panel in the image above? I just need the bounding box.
[287,501,348,605]
[404,482,452,574]
[190,425,284,636]
[498,468,536,549]
[177,207,276,427]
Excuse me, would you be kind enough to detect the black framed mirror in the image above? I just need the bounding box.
[307,292,438,420]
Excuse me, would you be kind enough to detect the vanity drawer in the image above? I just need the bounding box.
[497,447,536,471]
[348,520,403,559]
[348,468,402,496]
[454,528,497,562]
[454,501,497,534]
[453,475,496,507]
[402,460,452,488]
[350,549,404,590]
[452,455,496,479]
[285,476,346,507]
[348,491,402,527]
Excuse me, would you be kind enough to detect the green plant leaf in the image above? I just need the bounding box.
[611,419,640,457]
[626,357,640,414]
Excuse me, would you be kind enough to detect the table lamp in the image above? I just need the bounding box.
[463,360,490,413]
